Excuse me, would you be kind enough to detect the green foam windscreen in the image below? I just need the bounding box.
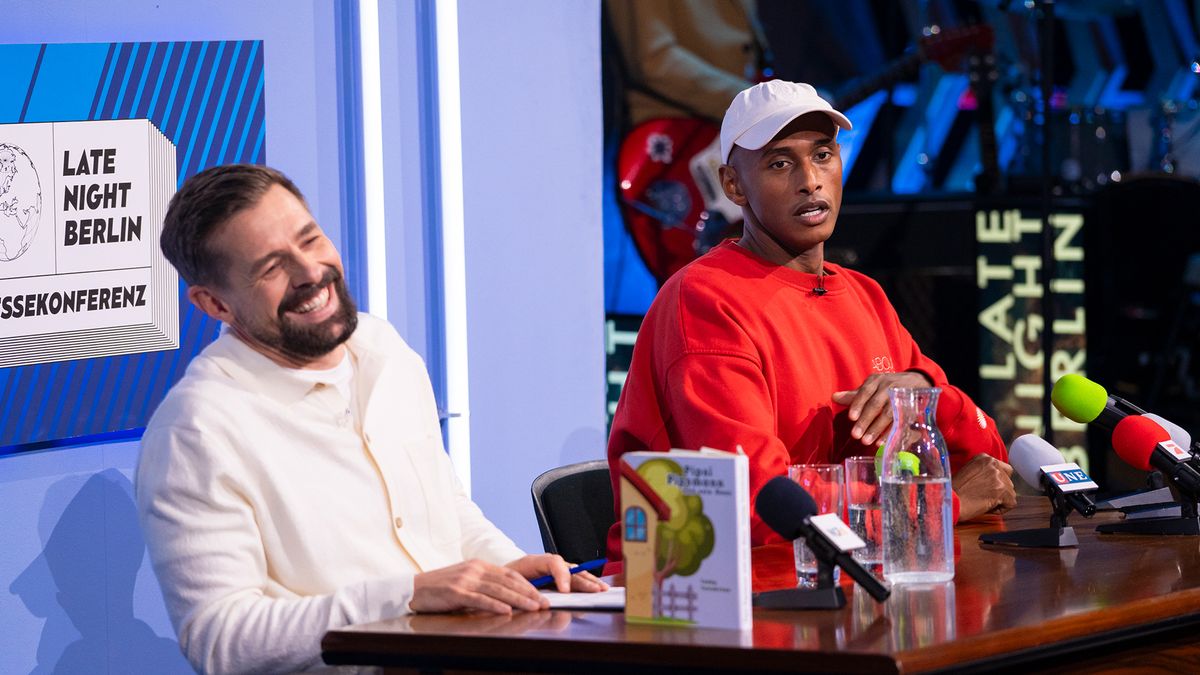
[1050,374,1108,423]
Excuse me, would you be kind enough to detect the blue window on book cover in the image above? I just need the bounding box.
[624,506,647,542]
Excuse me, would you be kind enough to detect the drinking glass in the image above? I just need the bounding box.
[844,456,883,568]
[788,463,844,588]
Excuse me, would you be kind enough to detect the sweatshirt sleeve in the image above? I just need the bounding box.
[871,279,1009,523]
[136,424,415,675]
[934,384,1009,470]
[876,282,1009,470]
[906,361,1008,525]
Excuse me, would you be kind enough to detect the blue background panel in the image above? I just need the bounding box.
[0,41,266,452]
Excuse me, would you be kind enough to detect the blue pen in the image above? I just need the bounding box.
[530,557,607,589]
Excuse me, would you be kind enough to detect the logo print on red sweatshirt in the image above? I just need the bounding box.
[871,356,894,372]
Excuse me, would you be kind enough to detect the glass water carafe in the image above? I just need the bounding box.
[880,387,955,583]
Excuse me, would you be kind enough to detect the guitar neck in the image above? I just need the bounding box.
[831,51,922,111]
[971,52,1002,194]
[830,25,995,112]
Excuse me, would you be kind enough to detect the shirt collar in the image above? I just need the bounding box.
[205,321,374,405]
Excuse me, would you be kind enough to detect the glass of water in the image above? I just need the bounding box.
[788,463,844,589]
[844,456,882,569]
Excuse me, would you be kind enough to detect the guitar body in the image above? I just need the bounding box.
[617,117,735,283]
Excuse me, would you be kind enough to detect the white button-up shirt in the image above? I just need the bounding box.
[136,314,524,675]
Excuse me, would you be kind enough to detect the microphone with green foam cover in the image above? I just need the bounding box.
[1050,374,1147,431]
[1050,374,1109,423]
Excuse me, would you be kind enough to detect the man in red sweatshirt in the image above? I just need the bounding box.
[606,81,1015,583]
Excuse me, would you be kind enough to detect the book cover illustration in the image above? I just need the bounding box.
[620,449,750,630]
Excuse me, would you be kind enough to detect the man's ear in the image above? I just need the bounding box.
[187,285,234,323]
[719,164,748,206]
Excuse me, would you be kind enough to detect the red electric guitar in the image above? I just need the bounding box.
[616,25,995,284]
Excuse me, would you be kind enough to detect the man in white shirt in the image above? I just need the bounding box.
[137,164,604,675]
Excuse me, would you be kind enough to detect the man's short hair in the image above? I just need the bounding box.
[161,164,306,287]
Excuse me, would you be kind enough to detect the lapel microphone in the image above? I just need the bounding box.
[813,272,827,296]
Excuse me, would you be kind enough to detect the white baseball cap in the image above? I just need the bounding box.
[720,80,852,163]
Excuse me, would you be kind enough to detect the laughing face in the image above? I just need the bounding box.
[720,112,843,273]
[189,183,358,369]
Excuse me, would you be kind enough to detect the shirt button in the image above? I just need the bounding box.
[394,516,403,529]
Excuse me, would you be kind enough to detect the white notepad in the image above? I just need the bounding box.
[540,587,625,610]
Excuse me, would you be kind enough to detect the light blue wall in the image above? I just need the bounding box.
[457,0,607,553]
[378,0,437,358]
[0,440,190,673]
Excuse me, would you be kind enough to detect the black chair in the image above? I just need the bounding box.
[530,460,615,563]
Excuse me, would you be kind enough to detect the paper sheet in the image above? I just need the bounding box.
[540,587,625,610]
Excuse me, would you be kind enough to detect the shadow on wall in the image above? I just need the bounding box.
[559,427,608,469]
[9,470,190,674]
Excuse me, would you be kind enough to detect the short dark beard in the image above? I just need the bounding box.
[250,268,359,362]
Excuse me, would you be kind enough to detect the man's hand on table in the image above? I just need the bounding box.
[410,554,609,615]
[833,371,933,447]
[953,454,1017,522]
[411,559,548,614]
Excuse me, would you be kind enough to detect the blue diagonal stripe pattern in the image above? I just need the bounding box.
[17,44,46,122]
[0,40,267,453]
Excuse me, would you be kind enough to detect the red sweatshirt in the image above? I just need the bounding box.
[606,241,1007,559]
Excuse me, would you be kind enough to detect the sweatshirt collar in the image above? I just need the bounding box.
[720,240,847,296]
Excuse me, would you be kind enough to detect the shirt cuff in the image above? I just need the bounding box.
[358,574,417,619]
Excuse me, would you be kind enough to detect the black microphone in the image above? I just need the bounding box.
[1010,435,1096,517]
[756,476,889,601]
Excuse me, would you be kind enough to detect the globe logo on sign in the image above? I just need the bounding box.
[0,143,42,262]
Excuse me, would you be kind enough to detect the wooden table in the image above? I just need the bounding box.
[322,498,1200,673]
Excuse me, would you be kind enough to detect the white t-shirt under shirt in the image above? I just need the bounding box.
[289,349,358,430]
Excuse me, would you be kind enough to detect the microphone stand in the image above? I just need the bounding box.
[979,487,1080,547]
[753,543,846,610]
[1096,496,1200,535]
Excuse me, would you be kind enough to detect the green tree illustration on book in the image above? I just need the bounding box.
[636,458,715,619]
